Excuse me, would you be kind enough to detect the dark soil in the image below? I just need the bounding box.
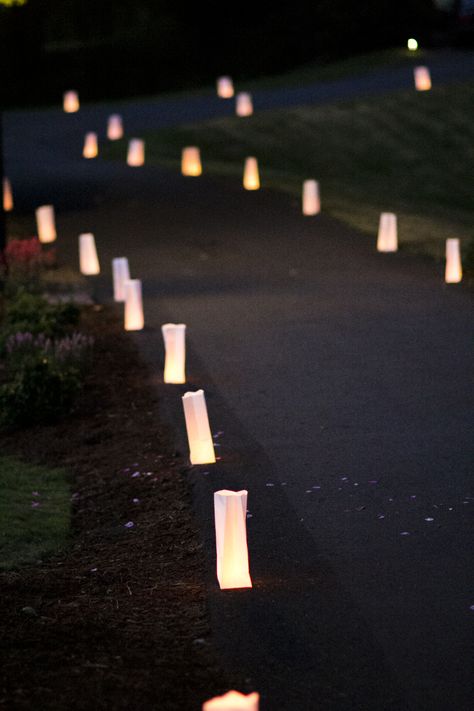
[0,306,237,710]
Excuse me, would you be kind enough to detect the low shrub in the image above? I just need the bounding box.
[0,290,80,352]
[0,330,94,428]
[0,356,82,428]
[1,237,56,295]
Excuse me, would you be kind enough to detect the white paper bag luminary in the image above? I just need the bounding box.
[445,238,462,283]
[124,279,144,331]
[214,490,252,590]
[63,90,79,113]
[302,179,320,215]
[79,233,100,275]
[407,38,418,51]
[414,66,431,91]
[107,114,123,140]
[203,690,260,710]
[181,147,202,176]
[83,132,98,159]
[236,92,253,117]
[35,205,57,244]
[217,76,234,99]
[112,257,130,302]
[243,157,260,190]
[3,178,13,212]
[127,139,145,166]
[182,390,216,464]
[377,212,398,252]
[162,323,186,384]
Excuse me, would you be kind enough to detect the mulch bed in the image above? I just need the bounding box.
[0,305,237,710]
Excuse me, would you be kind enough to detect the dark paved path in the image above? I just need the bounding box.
[4,52,473,710]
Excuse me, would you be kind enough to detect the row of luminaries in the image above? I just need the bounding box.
[22,221,256,708]
[78,63,433,160]
[14,185,464,285]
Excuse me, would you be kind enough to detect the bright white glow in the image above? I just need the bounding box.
[407,38,418,51]
[377,212,398,252]
[214,490,252,590]
[182,390,216,465]
[414,66,431,91]
[63,90,79,113]
[236,92,253,117]
[302,179,320,215]
[112,257,130,302]
[203,690,259,710]
[107,114,123,140]
[3,177,13,212]
[243,157,260,190]
[35,205,57,244]
[181,147,202,176]
[83,132,98,159]
[124,279,144,331]
[445,238,462,283]
[127,139,145,167]
[79,233,100,275]
[162,323,186,384]
[217,76,234,99]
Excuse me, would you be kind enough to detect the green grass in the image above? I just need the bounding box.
[108,82,474,260]
[0,456,71,569]
[243,48,423,91]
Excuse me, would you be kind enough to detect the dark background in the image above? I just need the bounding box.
[0,0,470,107]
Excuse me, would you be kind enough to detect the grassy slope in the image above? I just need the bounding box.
[116,82,474,260]
[0,456,70,569]
[84,48,418,107]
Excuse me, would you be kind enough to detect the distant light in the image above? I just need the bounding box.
[408,38,418,51]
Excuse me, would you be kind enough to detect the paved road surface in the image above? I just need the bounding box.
[4,52,473,710]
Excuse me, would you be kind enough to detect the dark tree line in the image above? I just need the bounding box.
[0,0,453,107]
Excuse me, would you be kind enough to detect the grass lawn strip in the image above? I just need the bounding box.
[0,456,70,570]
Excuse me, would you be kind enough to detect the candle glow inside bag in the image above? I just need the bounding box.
[162,323,186,384]
[182,390,216,464]
[36,205,57,244]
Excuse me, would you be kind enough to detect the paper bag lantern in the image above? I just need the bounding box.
[112,257,130,302]
[127,139,145,167]
[181,147,202,176]
[83,132,98,159]
[107,114,123,140]
[182,390,216,464]
[124,279,144,331]
[243,157,260,190]
[63,90,79,113]
[414,66,431,91]
[79,233,100,275]
[35,205,57,244]
[236,92,253,117]
[162,323,186,384]
[407,38,418,51]
[445,238,462,283]
[203,691,259,710]
[302,179,320,215]
[214,490,252,590]
[377,212,398,252]
[3,177,13,212]
[217,76,234,99]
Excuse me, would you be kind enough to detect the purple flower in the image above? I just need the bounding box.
[124,521,135,528]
